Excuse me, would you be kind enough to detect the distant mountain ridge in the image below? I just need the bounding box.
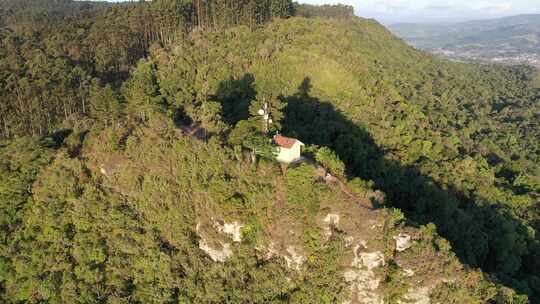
[389,14,540,66]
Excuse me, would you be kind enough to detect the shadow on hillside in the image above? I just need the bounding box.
[216,75,539,299]
[214,73,257,125]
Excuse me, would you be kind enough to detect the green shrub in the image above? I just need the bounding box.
[315,147,345,178]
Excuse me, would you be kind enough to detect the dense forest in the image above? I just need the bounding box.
[1,0,539,303]
[0,0,358,139]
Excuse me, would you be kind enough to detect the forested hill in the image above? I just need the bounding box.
[0,0,354,137]
[1,1,540,303]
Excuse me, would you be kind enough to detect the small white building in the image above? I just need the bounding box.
[273,135,304,164]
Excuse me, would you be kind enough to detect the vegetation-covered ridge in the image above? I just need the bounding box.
[1,121,507,303]
[0,0,353,138]
[1,1,540,303]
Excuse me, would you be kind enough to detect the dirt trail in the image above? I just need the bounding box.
[321,170,375,210]
[302,160,375,210]
[337,179,374,210]
[275,173,287,211]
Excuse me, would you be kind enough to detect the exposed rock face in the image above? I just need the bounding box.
[394,234,413,252]
[398,286,431,304]
[198,238,233,262]
[263,241,279,261]
[403,268,415,277]
[193,183,441,304]
[356,251,385,270]
[344,236,355,247]
[344,268,383,304]
[197,220,243,262]
[283,246,306,270]
[99,167,108,176]
[344,245,385,304]
[323,213,340,237]
[215,221,244,242]
[260,242,306,271]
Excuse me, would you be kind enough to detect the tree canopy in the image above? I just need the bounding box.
[0,1,539,303]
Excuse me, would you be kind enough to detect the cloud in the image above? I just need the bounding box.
[361,0,410,13]
[378,0,407,10]
[468,1,512,13]
[420,2,513,18]
[425,4,454,11]
[484,3,512,13]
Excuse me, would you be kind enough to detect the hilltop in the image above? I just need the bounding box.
[1,1,539,303]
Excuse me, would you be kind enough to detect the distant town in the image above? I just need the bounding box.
[432,49,540,68]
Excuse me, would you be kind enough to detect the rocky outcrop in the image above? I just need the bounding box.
[99,166,108,177]
[344,267,383,304]
[398,286,431,304]
[283,246,306,270]
[403,268,415,277]
[214,221,244,243]
[194,177,452,304]
[323,213,340,237]
[394,234,413,252]
[197,220,244,262]
[357,251,385,270]
[344,244,385,304]
[198,238,233,262]
[260,242,306,271]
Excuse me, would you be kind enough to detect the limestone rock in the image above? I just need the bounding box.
[263,242,279,260]
[196,221,242,262]
[100,167,108,177]
[344,267,384,304]
[323,213,340,237]
[345,236,355,247]
[359,251,385,270]
[324,213,340,226]
[214,221,244,242]
[399,286,431,304]
[403,268,415,277]
[261,243,306,271]
[284,246,306,270]
[344,245,385,304]
[198,238,233,262]
[394,234,413,252]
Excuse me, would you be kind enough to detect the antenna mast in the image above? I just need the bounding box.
[258,101,273,134]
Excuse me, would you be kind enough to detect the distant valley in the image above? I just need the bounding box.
[389,14,540,67]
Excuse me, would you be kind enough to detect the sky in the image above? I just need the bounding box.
[299,0,540,24]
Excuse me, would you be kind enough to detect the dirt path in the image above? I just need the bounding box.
[322,170,375,210]
[275,173,287,211]
[337,179,375,210]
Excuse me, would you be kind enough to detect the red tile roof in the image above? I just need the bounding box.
[273,135,299,149]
